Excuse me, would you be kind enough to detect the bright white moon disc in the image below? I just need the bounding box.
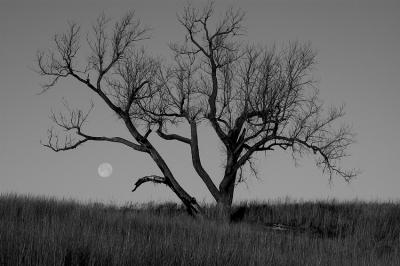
[98,163,113,178]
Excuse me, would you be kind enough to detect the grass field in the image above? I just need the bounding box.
[0,194,399,265]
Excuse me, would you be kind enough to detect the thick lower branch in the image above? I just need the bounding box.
[190,122,221,201]
[132,175,167,192]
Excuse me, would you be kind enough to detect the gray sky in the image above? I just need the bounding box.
[1,0,399,205]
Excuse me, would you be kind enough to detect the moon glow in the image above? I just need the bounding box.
[98,163,113,178]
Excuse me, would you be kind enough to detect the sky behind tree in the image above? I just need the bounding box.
[1,0,399,205]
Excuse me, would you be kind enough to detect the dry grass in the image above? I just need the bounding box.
[1,193,399,265]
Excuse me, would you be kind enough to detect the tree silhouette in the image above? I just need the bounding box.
[37,3,356,216]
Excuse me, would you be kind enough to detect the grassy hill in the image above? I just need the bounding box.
[0,194,399,265]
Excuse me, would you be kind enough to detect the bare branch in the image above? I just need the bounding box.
[41,127,89,152]
[43,100,148,153]
[105,48,159,115]
[87,11,151,81]
[175,1,246,147]
[132,175,168,192]
[156,127,191,145]
[35,22,81,94]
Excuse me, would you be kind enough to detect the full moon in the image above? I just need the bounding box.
[98,163,113,178]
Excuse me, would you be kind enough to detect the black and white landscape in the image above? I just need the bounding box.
[1,0,399,265]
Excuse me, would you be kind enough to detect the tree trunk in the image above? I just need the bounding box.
[219,172,236,206]
[217,153,238,221]
[219,152,238,206]
[214,179,235,222]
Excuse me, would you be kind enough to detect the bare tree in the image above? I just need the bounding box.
[37,3,356,217]
[145,2,357,208]
[36,12,201,215]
